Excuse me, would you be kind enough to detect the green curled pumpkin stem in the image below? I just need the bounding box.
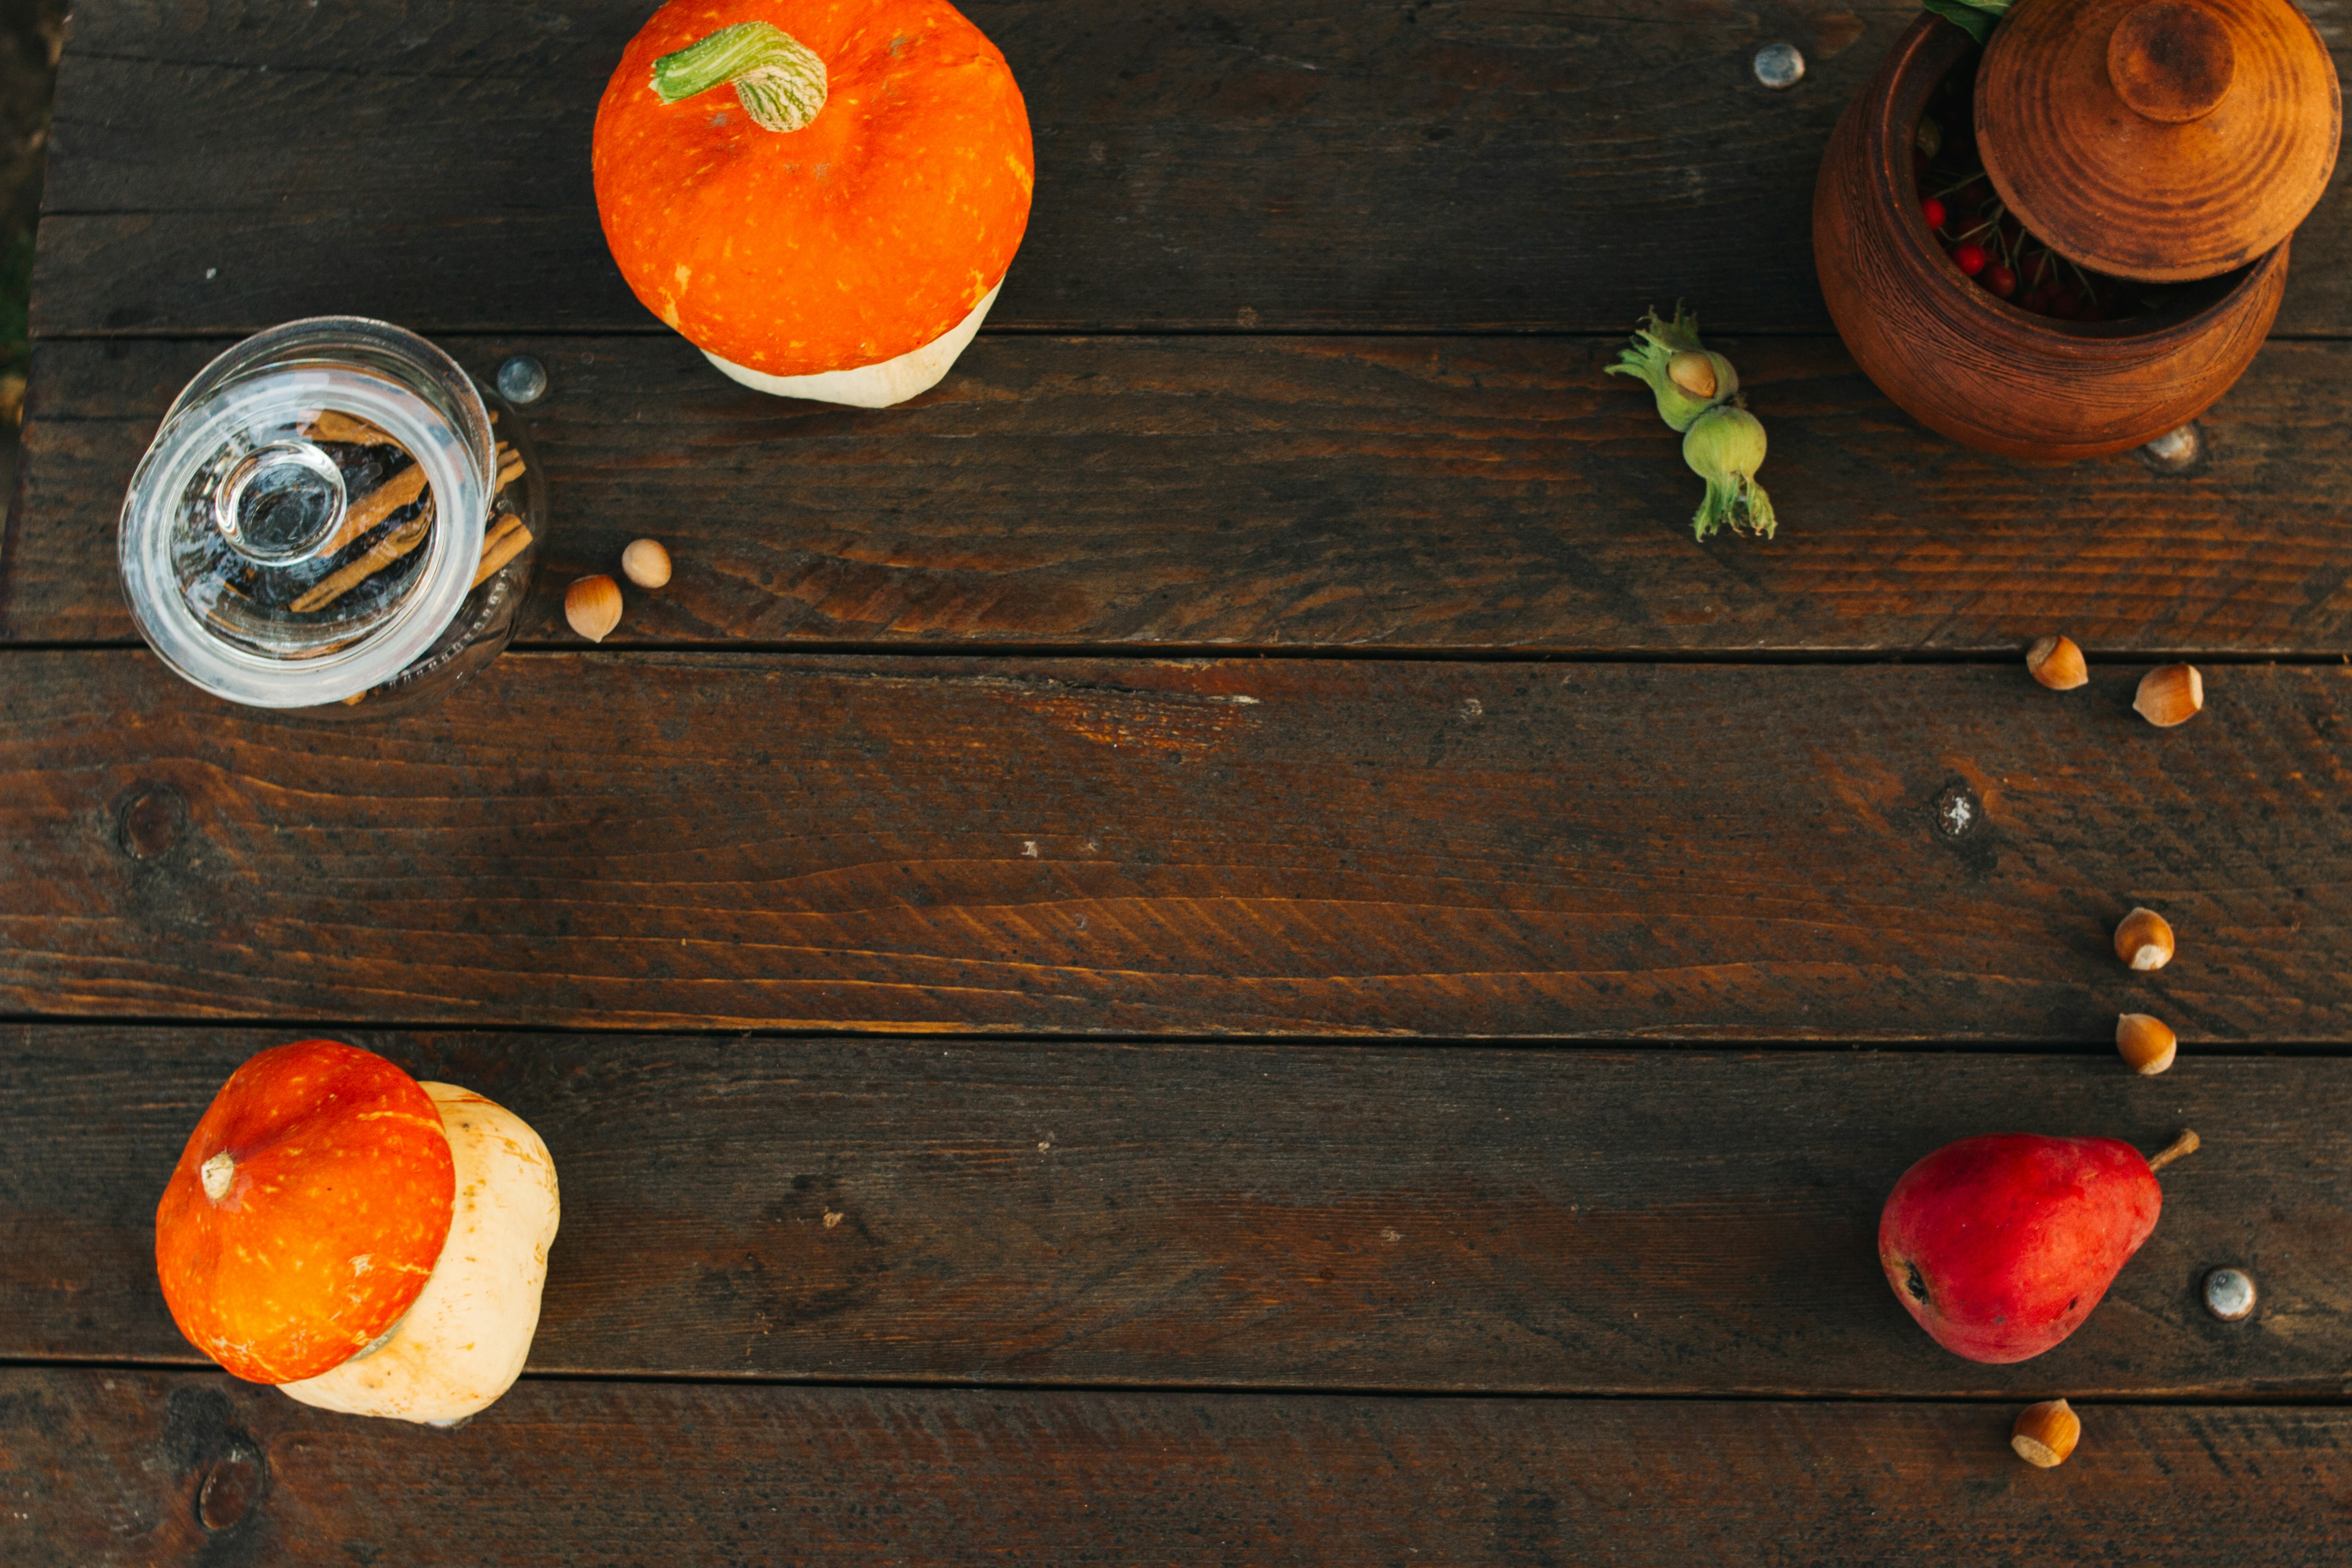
[652,21,828,134]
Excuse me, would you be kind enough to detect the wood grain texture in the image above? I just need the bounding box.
[37,0,2352,338]
[16,333,2352,652]
[6,1026,2349,1396]
[0,0,2098,336]
[6,1371,2350,1566]
[5,651,2352,1039]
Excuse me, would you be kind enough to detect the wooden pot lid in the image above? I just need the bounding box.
[1976,0,2341,282]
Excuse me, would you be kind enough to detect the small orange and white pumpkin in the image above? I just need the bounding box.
[592,0,1034,407]
[155,1040,559,1426]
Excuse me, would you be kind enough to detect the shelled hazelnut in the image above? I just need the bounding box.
[2011,1400,2081,1468]
[2025,635,2088,690]
[565,575,622,643]
[622,538,672,589]
[2114,907,2175,971]
[2116,1014,2177,1075]
[2134,664,2203,727]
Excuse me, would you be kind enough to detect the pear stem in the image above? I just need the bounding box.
[2147,1128,2200,1174]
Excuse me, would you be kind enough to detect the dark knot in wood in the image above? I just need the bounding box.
[197,1445,266,1533]
[116,784,187,860]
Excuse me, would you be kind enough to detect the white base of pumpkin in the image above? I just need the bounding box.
[703,283,1000,408]
[277,1083,559,1426]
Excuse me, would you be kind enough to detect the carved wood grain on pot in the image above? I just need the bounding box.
[1814,18,2288,461]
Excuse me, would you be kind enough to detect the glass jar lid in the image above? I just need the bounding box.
[120,318,496,708]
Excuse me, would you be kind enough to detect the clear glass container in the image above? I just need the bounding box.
[119,317,547,715]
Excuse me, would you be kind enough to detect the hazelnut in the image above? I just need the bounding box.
[2025,635,2088,690]
[2116,1013,2177,1075]
[564,574,622,643]
[2134,664,2203,727]
[2011,1399,2081,1468]
[622,538,672,589]
[1666,350,1717,401]
[2113,907,2175,971]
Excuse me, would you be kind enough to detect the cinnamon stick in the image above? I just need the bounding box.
[317,463,427,557]
[291,513,431,613]
[471,516,534,588]
[303,410,393,446]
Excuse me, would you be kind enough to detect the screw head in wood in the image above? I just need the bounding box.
[2203,1266,2257,1322]
[1754,43,1805,89]
[2139,423,2203,471]
[496,355,549,405]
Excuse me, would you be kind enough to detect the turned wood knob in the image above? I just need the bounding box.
[2108,0,2238,123]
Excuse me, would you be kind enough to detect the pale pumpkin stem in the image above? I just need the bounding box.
[2147,1128,2200,1174]
[201,1150,236,1203]
[651,21,828,134]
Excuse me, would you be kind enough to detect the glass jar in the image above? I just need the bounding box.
[119,317,547,715]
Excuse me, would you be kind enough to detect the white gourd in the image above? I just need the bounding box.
[279,1083,559,1425]
[703,284,1000,409]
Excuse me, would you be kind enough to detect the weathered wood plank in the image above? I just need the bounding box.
[38,0,2352,338]
[32,0,1878,335]
[5,1371,2347,1565]
[5,1027,2346,1396]
[0,1,2037,336]
[14,333,2352,652]
[3,652,2349,1039]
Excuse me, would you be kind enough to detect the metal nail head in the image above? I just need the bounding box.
[1754,43,1805,90]
[496,355,549,405]
[2203,1266,2257,1322]
[2140,422,2203,472]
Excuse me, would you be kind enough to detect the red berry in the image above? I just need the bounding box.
[2048,292,2081,319]
[1952,242,1988,276]
[1960,179,1991,206]
[2076,302,2105,323]
[2024,285,2056,312]
[1921,198,1947,230]
[1982,265,2018,298]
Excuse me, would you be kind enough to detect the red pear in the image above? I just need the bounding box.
[1878,1131,2196,1363]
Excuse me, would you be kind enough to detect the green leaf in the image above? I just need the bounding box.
[1920,0,2000,46]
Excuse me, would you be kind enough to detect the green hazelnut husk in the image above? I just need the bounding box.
[1682,404,1776,540]
[1607,306,1737,432]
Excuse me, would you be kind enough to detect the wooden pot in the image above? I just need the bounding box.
[1814,17,2286,462]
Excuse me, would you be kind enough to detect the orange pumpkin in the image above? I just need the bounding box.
[155,1040,456,1384]
[592,0,1033,400]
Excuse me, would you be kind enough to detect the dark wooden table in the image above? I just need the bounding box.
[6,1,2352,1561]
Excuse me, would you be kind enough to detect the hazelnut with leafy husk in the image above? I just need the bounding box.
[1610,306,1778,540]
[1606,306,1739,432]
[1683,403,1777,540]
